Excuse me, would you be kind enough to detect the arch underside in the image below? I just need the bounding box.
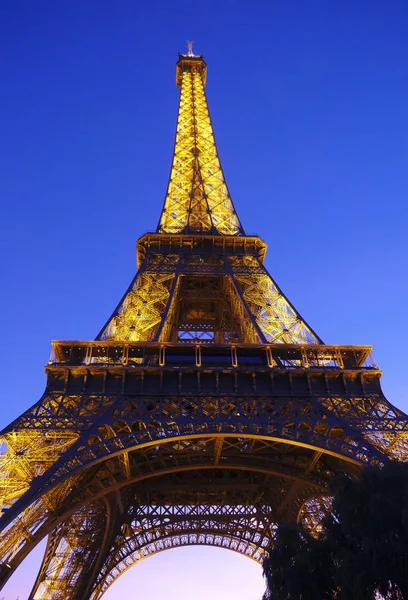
[2,431,360,599]
[91,516,271,600]
[29,463,312,600]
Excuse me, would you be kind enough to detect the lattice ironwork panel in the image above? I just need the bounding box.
[228,256,321,345]
[158,56,243,235]
[98,269,178,342]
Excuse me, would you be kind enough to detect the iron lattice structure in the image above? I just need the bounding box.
[1,50,408,599]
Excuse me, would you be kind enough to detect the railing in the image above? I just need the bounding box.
[49,342,377,371]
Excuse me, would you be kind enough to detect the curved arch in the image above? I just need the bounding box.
[52,413,375,488]
[27,423,369,520]
[0,431,360,585]
[58,445,330,518]
[91,525,271,599]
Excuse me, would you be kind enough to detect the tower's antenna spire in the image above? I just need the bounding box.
[187,40,194,56]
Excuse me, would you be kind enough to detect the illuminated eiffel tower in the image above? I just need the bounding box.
[1,46,408,599]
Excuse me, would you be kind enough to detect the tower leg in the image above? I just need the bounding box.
[28,497,113,600]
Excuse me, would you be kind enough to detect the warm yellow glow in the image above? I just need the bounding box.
[100,272,176,341]
[159,58,242,235]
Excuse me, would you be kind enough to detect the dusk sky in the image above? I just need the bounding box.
[1,0,408,598]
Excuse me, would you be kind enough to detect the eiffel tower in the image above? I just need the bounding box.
[1,46,408,600]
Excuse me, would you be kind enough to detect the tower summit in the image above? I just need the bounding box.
[1,49,408,599]
[159,47,241,235]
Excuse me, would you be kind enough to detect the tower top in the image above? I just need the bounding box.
[160,50,242,235]
[176,47,207,88]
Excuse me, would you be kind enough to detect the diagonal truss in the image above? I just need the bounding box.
[97,255,181,342]
[226,255,321,344]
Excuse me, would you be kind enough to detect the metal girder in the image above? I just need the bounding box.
[227,256,322,344]
[29,498,111,600]
[97,261,180,342]
[276,451,323,518]
[298,494,334,537]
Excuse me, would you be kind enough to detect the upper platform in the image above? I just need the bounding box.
[176,52,207,88]
[136,232,267,268]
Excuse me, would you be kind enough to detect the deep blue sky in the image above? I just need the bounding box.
[1,1,408,598]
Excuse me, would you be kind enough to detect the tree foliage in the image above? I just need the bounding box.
[262,461,408,600]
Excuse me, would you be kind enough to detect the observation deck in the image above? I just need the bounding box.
[50,341,376,372]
